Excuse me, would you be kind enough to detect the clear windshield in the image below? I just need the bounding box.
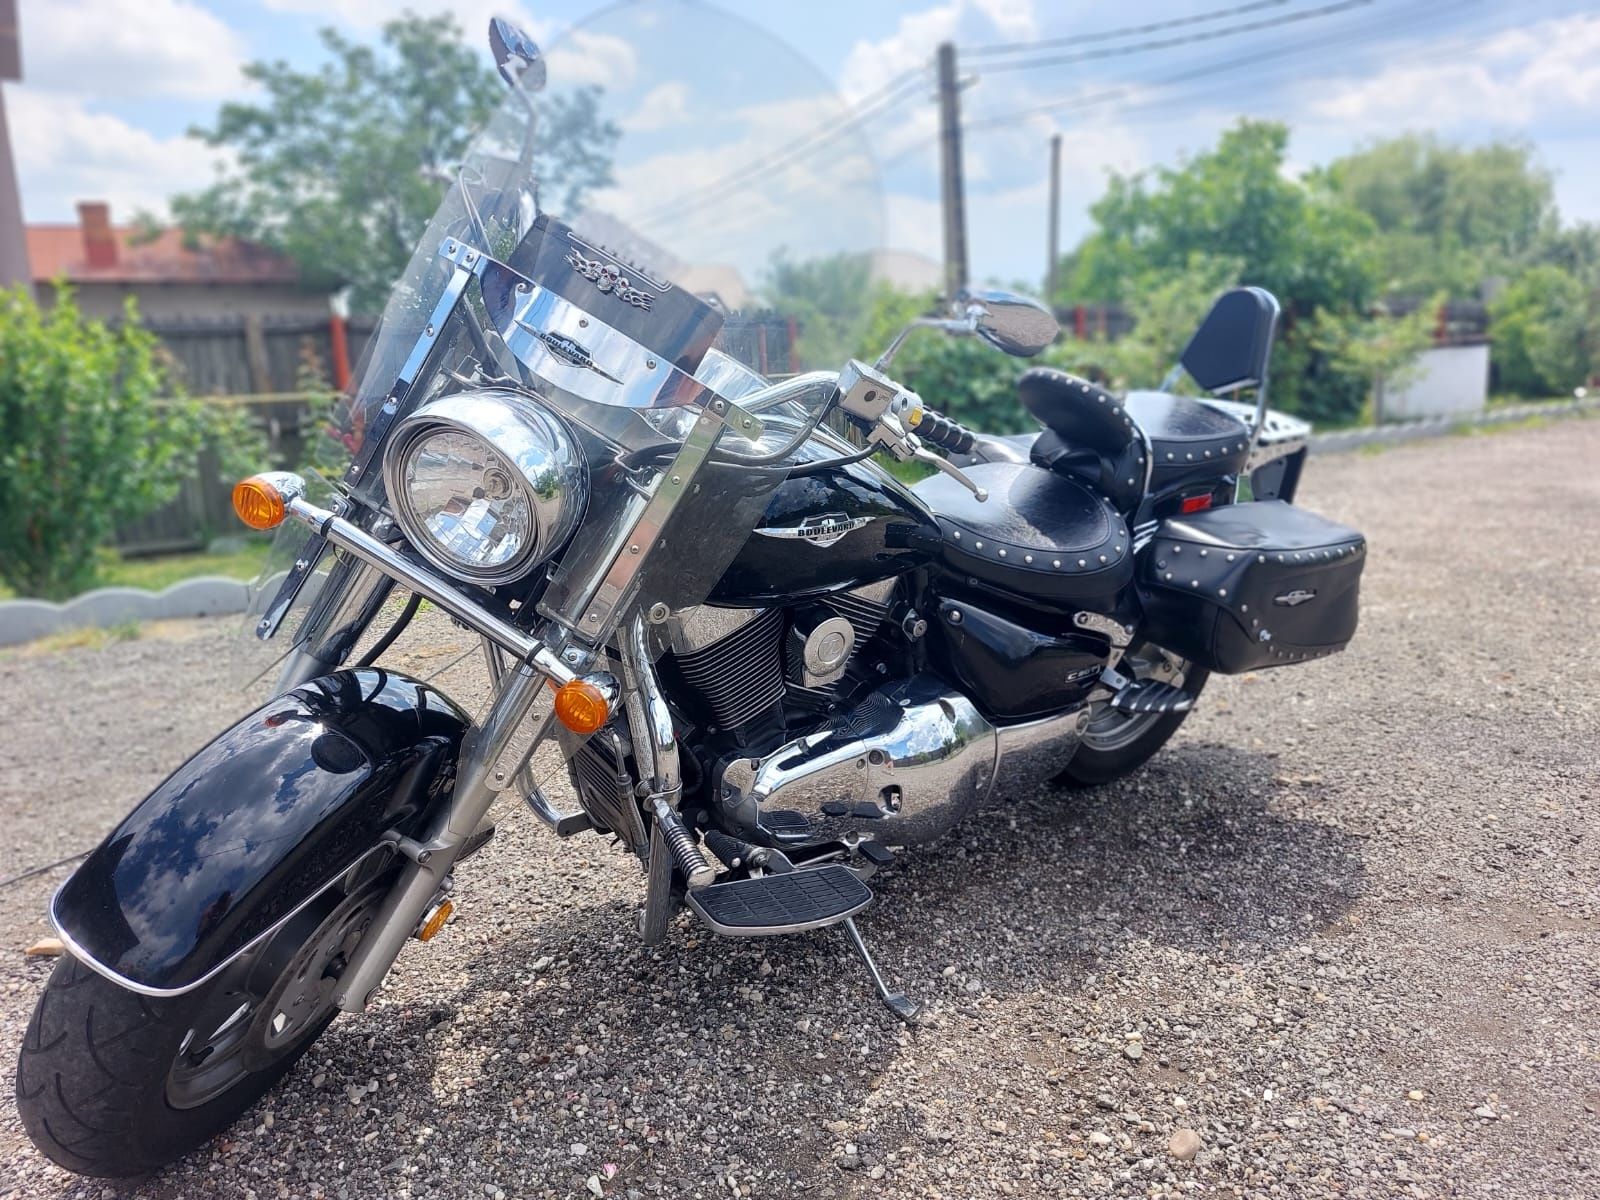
[334,0,883,651]
[345,0,883,456]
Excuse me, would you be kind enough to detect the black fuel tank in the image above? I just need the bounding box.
[709,434,937,605]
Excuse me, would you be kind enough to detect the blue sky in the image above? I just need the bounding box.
[12,0,1600,286]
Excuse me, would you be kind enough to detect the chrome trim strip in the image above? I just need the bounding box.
[47,845,393,999]
[502,274,716,412]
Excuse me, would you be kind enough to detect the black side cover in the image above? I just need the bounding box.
[53,670,470,993]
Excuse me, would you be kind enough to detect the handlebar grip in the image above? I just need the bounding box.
[914,408,977,455]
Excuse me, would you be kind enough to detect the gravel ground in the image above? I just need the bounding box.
[1,416,1597,1200]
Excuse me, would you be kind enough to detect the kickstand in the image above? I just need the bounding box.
[840,917,921,1024]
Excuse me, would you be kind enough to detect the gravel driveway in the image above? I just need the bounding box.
[2,417,1597,1200]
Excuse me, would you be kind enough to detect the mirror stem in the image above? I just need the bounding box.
[874,316,974,371]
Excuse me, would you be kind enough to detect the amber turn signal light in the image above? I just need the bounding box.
[553,679,610,734]
[416,899,454,942]
[233,475,288,530]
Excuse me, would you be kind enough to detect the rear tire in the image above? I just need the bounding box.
[16,881,384,1177]
[1056,648,1209,788]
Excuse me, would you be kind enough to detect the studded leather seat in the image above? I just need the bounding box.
[911,461,1134,606]
[1122,391,1252,488]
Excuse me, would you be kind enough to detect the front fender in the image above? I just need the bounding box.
[52,669,470,995]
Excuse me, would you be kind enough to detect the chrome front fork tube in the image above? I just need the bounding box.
[331,657,553,1012]
[621,614,715,889]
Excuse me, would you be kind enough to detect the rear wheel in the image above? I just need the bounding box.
[1056,642,1209,788]
[16,879,387,1178]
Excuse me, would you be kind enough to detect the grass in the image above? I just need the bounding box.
[97,543,271,592]
[27,620,143,654]
[0,542,271,601]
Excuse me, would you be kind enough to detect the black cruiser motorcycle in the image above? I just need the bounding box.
[17,4,1365,1177]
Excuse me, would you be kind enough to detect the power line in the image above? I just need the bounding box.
[967,0,1467,130]
[972,0,1376,76]
[877,0,1473,167]
[964,0,1294,58]
[631,68,929,231]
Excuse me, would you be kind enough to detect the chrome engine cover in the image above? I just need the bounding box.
[714,675,1090,848]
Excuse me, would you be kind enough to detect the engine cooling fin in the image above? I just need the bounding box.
[674,607,785,729]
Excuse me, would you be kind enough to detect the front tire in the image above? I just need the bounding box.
[1056,644,1209,788]
[16,881,385,1177]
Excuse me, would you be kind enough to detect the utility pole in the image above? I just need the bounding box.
[935,41,968,304]
[0,0,28,289]
[1046,133,1061,301]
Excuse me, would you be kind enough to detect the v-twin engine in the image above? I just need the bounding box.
[713,674,1090,849]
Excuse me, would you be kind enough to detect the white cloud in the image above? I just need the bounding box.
[543,30,639,90]
[262,0,548,39]
[1310,14,1600,132]
[625,82,692,133]
[9,88,225,220]
[970,0,1036,41]
[840,2,960,101]
[884,190,943,261]
[837,0,1040,102]
[20,0,247,99]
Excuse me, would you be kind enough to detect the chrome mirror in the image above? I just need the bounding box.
[874,287,1060,370]
[489,17,546,93]
[963,289,1059,358]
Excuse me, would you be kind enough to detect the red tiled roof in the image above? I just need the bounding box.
[26,224,301,286]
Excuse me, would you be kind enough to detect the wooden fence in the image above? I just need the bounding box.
[113,312,796,555]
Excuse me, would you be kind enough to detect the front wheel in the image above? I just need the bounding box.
[16,879,387,1178]
[1056,643,1209,788]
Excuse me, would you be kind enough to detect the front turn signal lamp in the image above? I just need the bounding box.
[554,678,611,734]
[232,471,305,531]
[416,898,454,942]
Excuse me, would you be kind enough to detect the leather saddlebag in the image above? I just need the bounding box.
[1139,500,1365,673]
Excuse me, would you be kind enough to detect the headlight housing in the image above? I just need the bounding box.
[382,389,586,585]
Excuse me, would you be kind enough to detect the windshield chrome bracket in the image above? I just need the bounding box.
[343,263,476,490]
[707,397,764,443]
[568,404,727,642]
[437,238,491,275]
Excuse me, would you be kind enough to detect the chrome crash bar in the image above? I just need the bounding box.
[281,493,576,686]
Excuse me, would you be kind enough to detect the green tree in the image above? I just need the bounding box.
[1488,265,1595,396]
[169,14,616,312]
[0,287,211,599]
[856,286,1033,432]
[1057,121,1389,424]
[766,251,876,371]
[1317,134,1558,296]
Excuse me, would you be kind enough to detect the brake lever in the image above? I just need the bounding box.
[912,447,988,502]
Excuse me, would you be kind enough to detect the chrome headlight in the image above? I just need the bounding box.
[382,389,586,585]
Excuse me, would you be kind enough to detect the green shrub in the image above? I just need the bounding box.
[0,285,218,599]
[1488,265,1594,396]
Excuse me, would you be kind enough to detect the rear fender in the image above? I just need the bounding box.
[51,669,471,995]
